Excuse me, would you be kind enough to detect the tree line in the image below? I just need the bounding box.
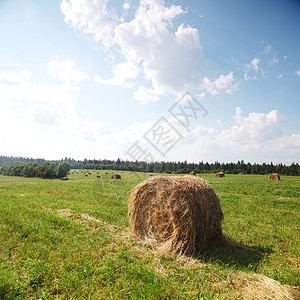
[0,161,70,179]
[0,155,299,176]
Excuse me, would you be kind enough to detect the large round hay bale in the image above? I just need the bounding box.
[269,173,280,180]
[215,172,225,178]
[190,171,196,175]
[111,173,121,179]
[128,175,224,255]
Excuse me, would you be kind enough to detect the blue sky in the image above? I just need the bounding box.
[0,0,299,164]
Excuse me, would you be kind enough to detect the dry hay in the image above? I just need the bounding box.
[190,171,196,175]
[57,209,116,231]
[233,273,300,300]
[215,172,225,178]
[57,208,74,217]
[39,189,66,194]
[128,175,224,255]
[111,173,121,179]
[269,173,280,180]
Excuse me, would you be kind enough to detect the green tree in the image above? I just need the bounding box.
[57,162,70,178]
[38,162,57,179]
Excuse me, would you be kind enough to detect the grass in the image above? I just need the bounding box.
[0,171,299,299]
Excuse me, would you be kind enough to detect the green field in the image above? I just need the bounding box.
[0,171,299,299]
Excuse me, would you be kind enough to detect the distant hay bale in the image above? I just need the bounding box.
[96,175,101,178]
[190,171,196,175]
[111,174,121,179]
[238,172,243,175]
[149,174,153,176]
[269,173,280,180]
[105,172,108,174]
[215,172,225,178]
[85,174,88,177]
[60,177,69,181]
[128,175,224,255]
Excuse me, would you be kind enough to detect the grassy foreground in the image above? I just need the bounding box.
[0,171,299,299]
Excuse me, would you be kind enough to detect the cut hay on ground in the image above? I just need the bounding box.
[128,175,224,255]
[215,172,225,178]
[233,273,300,300]
[111,173,121,179]
[269,173,280,180]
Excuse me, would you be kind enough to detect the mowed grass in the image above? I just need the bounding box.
[0,171,299,299]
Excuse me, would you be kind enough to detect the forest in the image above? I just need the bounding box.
[0,155,299,177]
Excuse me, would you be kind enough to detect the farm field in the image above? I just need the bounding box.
[0,171,299,299]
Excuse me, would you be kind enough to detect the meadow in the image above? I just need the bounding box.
[0,171,299,299]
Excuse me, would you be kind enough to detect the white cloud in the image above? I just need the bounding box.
[133,86,160,104]
[0,69,80,127]
[220,108,282,144]
[60,0,120,48]
[61,0,238,100]
[277,74,283,79]
[47,59,89,83]
[296,69,300,77]
[200,72,238,96]
[114,2,203,96]
[123,0,131,11]
[251,57,261,72]
[244,57,262,80]
[0,70,32,84]
[164,108,298,164]
[94,62,138,87]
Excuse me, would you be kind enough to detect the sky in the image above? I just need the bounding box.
[0,0,299,164]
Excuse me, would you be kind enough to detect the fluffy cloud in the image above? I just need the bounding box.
[219,107,282,145]
[133,86,160,104]
[166,107,298,163]
[94,62,138,87]
[200,72,238,96]
[112,107,298,164]
[114,1,203,96]
[47,59,89,83]
[60,0,120,48]
[251,57,261,72]
[0,69,80,126]
[61,0,239,102]
[244,57,261,80]
[296,69,300,77]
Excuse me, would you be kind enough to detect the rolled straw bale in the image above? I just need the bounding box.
[111,173,121,179]
[215,172,225,178]
[128,175,224,255]
[269,173,280,180]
